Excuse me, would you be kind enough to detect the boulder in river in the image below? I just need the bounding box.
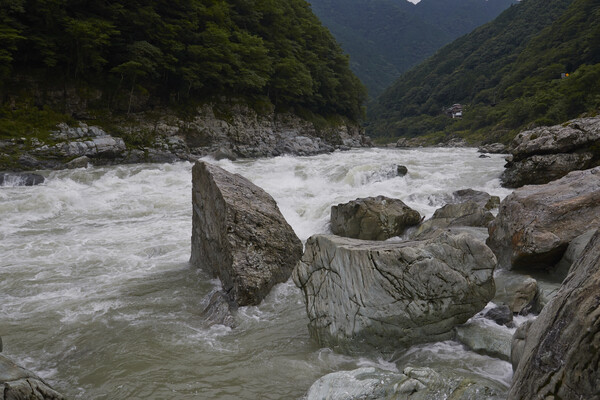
[0,354,65,400]
[293,232,496,352]
[330,196,421,240]
[507,229,600,399]
[487,166,600,270]
[478,143,507,154]
[190,161,303,306]
[501,116,600,187]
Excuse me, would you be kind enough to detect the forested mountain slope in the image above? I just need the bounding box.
[309,0,514,97]
[368,0,600,143]
[0,0,366,138]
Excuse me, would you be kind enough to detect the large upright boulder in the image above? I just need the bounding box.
[190,161,303,306]
[488,167,600,270]
[507,229,600,399]
[0,354,65,400]
[501,116,600,187]
[330,196,421,240]
[293,233,496,352]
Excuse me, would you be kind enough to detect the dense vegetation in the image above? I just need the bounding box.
[0,0,366,134]
[368,0,600,143]
[309,0,514,97]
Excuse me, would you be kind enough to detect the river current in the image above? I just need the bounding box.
[1,147,513,399]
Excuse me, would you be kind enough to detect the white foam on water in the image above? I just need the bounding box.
[0,148,512,399]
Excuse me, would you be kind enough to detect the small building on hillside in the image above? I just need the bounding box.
[444,104,463,119]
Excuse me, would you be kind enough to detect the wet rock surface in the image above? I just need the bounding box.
[0,173,45,187]
[501,116,600,187]
[0,354,65,400]
[306,366,506,400]
[488,167,600,270]
[190,161,302,306]
[330,195,421,240]
[293,233,495,352]
[508,229,600,400]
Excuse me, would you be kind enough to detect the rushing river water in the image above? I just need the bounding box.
[1,147,514,399]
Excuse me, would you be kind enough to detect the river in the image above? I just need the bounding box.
[0,147,513,399]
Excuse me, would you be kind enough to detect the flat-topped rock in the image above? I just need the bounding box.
[293,233,495,352]
[190,161,303,306]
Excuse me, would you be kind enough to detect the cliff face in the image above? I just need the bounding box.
[0,101,368,172]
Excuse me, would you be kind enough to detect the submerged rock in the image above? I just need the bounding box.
[200,290,236,328]
[487,167,600,270]
[508,229,600,399]
[330,196,421,240]
[306,366,505,400]
[293,233,495,352]
[190,161,302,306]
[454,320,513,361]
[0,173,45,186]
[0,354,65,400]
[396,165,408,176]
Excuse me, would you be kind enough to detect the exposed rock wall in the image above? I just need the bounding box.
[508,229,600,399]
[190,161,302,306]
[1,103,368,172]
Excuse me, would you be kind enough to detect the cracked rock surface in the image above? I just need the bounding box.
[508,228,600,399]
[190,161,302,307]
[0,355,65,400]
[293,232,495,352]
[487,166,600,270]
[501,116,600,188]
[330,196,421,240]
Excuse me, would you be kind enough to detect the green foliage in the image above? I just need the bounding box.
[0,102,73,140]
[368,0,600,143]
[309,0,515,97]
[1,0,366,121]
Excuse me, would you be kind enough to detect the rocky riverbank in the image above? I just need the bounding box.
[0,103,369,173]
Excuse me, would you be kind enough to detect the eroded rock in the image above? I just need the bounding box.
[330,196,421,240]
[0,354,65,400]
[190,161,302,306]
[488,167,600,270]
[508,229,600,399]
[293,233,495,352]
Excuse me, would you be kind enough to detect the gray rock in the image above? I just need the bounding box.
[306,367,505,400]
[211,147,237,161]
[501,116,600,188]
[553,228,596,280]
[507,229,600,400]
[190,161,302,306]
[451,189,497,209]
[484,305,513,326]
[330,196,421,241]
[0,173,45,187]
[293,233,496,352]
[454,320,513,361]
[478,143,507,154]
[200,290,236,328]
[413,201,495,240]
[493,272,540,315]
[0,354,65,400]
[501,152,594,188]
[397,165,408,176]
[510,319,533,372]
[488,167,600,270]
[66,156,91,169]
